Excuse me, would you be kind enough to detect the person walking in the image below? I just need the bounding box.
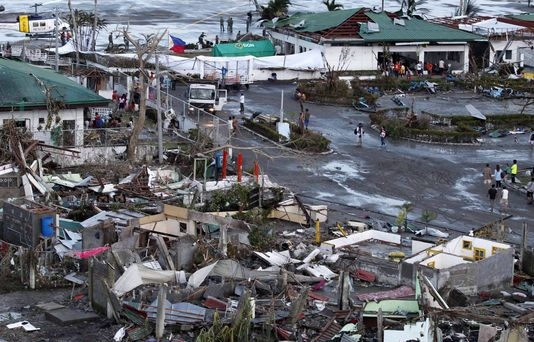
[482,163,492,188]
[304,108,311,130]
[232,116,239,134]
[298,111,305,134]
[380,127,386,146]
[355,122,364,146]
[527,177,534,205]
[239,93,245,113]
[494,164,503,188]
[488,184,497,212]
[511,159,518,183]
[500,186,509,214]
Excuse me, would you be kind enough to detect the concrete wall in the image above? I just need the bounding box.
[356,254,400,286]
[1,108,86,146]
[442,236,511,259]
[490,40,530,65]
[37,144,157,167]
[425,248,514,295]
[523,249,534,276]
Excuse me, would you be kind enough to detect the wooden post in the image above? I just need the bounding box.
[315,219,321,244]
[377,308,383,342]
[156,284,168,340]
[219,224,228,257]
[29,250,36,290]
[520,222,528,272]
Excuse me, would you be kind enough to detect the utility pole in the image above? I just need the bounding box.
[54,7,59,72]
[155,53,163,163]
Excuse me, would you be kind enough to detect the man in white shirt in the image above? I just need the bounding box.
[438,59,445,75]
[239,93,245,113]
[500,186,509,214]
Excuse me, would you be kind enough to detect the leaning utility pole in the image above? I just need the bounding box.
[155,53,163,163]
[54,7,59,72]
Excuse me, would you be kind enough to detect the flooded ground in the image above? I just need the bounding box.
[223,82,534,246]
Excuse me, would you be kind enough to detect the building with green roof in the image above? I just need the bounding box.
[266,8,486,73]
[0,58,109,146]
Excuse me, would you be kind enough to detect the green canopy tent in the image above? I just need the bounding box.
[212,40,275,57]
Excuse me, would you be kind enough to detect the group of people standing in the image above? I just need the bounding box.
[384,59,448,78]
[483,160,520,213]
[220,17,234,33]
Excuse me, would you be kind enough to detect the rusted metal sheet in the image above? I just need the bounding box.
[357,285,415,302]
[354,269,376,282]
[311,318,342,342]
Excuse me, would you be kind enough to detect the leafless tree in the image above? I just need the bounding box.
[124,30,166,162]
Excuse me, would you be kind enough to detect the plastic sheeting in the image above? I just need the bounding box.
[112,264,177,297]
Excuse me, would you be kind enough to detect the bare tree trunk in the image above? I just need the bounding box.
[127,70,146,161]
[124,30,166,162]
[67,0,80,64]
[91,0,97,51]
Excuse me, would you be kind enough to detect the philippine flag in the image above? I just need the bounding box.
[169,35,186,54]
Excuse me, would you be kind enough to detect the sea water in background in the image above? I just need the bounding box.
[0,0,531,48]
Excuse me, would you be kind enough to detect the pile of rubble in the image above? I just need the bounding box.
[1,130,534,341]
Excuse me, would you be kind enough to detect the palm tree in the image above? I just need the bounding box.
[260,0,292,20]
[323,0,344,11]
[455,0,481,17]
[65,9,107,51]
[396,0,429,16]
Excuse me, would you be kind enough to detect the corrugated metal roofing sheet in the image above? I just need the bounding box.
[0,58,109,109]
[360,11,484,42]
[272,8,360,33]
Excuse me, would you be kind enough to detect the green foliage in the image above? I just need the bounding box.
[421,210,437,223]
[204,184,255,212]
[243,118,285,142]
[249,225,276,251]
[261,0,292,19]
[323,0,344,11]
[243,118,331,152]
[395,202,413,228]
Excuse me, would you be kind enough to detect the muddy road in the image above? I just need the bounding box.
[223,82,534,245]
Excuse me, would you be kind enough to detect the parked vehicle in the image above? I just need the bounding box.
[186,83,227,114]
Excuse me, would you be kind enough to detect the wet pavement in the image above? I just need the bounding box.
[219,82,534,245]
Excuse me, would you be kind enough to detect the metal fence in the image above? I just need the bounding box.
[149,90,231,147]
[25,89,230,150]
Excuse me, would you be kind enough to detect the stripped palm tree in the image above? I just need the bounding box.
[323,0,344,11]
[65,8,107,51]
[260,0,292,20]
[455,0,481,17]
[396,0,429,16]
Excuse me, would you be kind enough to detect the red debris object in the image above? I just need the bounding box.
[312,278,326,290]
[275,327,292,340]
[202,296,228,310]
[354,269,376,283]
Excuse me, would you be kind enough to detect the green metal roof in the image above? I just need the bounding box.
[505,13,534,22]
[212,40,275,57]
[271,8,361,32]
[270,8,484,43]
[363,299,420,315]
[0,58,109,110]
[360,11,484,42]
